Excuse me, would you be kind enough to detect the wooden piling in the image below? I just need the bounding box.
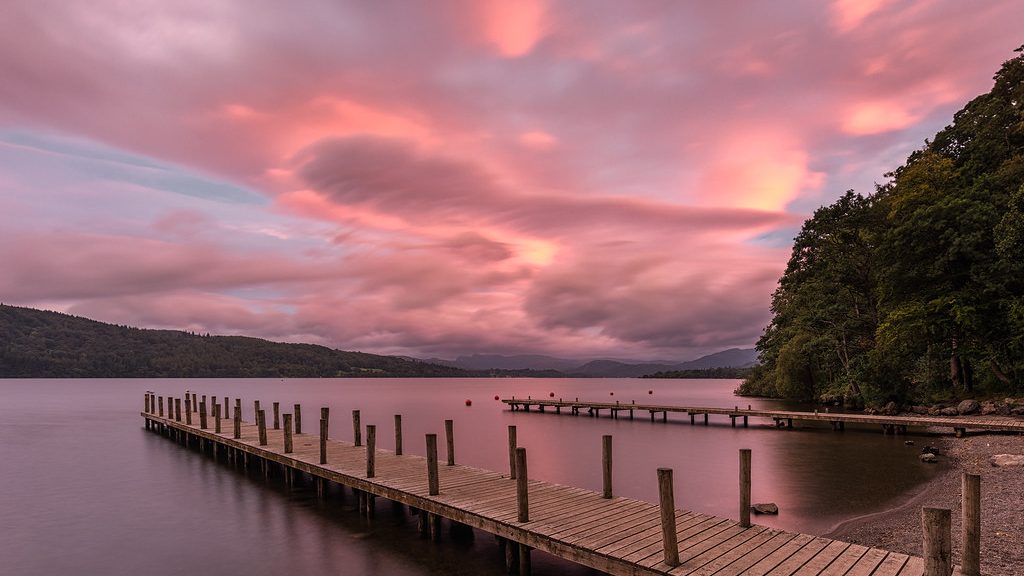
[283,414,293,453]
[922,507,951,576]
[353,410,362,446]
[294,404,302,435]
[233,405,241,439]
[224,397,229,423]
[273,402,280,430]
[191,393,197,410]
[257,410,268,446]
[508,425,518,479]
[199,401,207,430]
[158,396,164,417]
[254,400,261,423]
[214,403,221,433]
[175,398,181,421]
[602,435,613,499]
[962,474,981,576]
[144,393,150,414]
[426,433,439,495]
[445,419,455,466]
[366,424,376,478]
[657,468,680,566]
[519,545,532,575]
[516,447,529,523]
[185,395,192,425]
[394,414,403,455]
[319,418,328,464]
[739,449,751,528]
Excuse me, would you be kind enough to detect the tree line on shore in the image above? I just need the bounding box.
[739,46,1024,407]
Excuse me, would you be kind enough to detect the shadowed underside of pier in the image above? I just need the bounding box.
[142,410,950,576]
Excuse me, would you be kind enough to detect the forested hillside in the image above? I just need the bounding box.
[0,304,466,378]
[740,46,1024,406]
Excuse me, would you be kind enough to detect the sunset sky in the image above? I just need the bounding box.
[1,1,1022,361]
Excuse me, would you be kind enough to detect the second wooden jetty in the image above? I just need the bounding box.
[502,398,1024,437]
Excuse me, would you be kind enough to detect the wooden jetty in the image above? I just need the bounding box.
[140,392,977,576]
[502,398,1024,437]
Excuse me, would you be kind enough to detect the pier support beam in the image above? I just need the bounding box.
[962,474,981,576]
[516,447,529,522]
[602,435,613,499]
[508,426,517,479]
[739,449,751,528]
[922,507,951,576]
[394,414,403,455]
[353,410,362,446]
[426,434,439,495]
[657,468,680,566]
[445,419,455,466]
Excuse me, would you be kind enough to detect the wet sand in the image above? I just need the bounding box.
[826,427,1024,576]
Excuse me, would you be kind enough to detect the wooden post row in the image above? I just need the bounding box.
[214,403,221,434]
[394,414,403,456]
[175,398,181,421]
[273,402,280,430]
[233,405,241,439]
[320,407,330,464]
[516,447,529,522]
[366,424,376,478]
[258,410,268,446]
[962,474,980,576]
[508,425,517,479]
[445,419,455,466]
[602,435,613,499]
[294,404,302,435]
[922,507,951,576]
[658,468,680,566]
[199,401,207,430]
[740,449,751,528]
[283,414,293,453]
[426,434,439,495]
[352,410,361,446]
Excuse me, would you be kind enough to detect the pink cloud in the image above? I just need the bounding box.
[1,1,1022,359]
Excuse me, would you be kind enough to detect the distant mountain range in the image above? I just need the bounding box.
[1,303,756,379]
[424,348,758,378]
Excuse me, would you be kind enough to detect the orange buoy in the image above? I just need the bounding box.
[465,399,472,406]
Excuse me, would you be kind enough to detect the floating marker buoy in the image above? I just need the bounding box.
[494,395,500,401]
[609,392,614,396]
[648,390,653,394]
[465,399,472,406]
[549,392,555,397]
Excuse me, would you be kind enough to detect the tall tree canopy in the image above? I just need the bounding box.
[742,46,1024,405]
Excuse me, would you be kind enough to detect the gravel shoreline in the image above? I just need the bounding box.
[825,426,1024,576]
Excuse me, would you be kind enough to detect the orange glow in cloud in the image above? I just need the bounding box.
[478,0,548,57]
[696,131,822,212]
[842,100,920,135]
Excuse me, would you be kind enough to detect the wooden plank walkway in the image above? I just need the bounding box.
[140,395,964,576]
[502,398,1024,436]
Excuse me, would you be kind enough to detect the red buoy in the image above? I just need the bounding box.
[494,395,500,401]
[648,390,653,394]
[609,392,614,396]
[465,399,472,406]
[549,392,555,397]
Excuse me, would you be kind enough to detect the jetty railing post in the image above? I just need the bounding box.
[516,447,529,522]
[175,398,181,422]
[273,402,280,430]
[320,407,329,464]
[445,419,455,466]
[508,425,518,479]
[158,396,164,417]
[185,395,192,425]
[224,397,229,423]
[922,507,952,576]
[657,468,680,566]
[254,400,261,423]
[233,405,241,439]
[426,434,439,495]
[740,449,752,528]
[962,474,981,576]
[214,403,221,434]
[191,393,197,410]
[602,435,613,498]
[366,424,376,478]
[258,410,268,446]
[353,410,362,446]
[394,415,403,455]
[199,401,207,430]
[283,414,293,453]
[144,393,150,414]
[294,404,302,435]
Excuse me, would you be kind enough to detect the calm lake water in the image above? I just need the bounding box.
[0,378,943,575]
